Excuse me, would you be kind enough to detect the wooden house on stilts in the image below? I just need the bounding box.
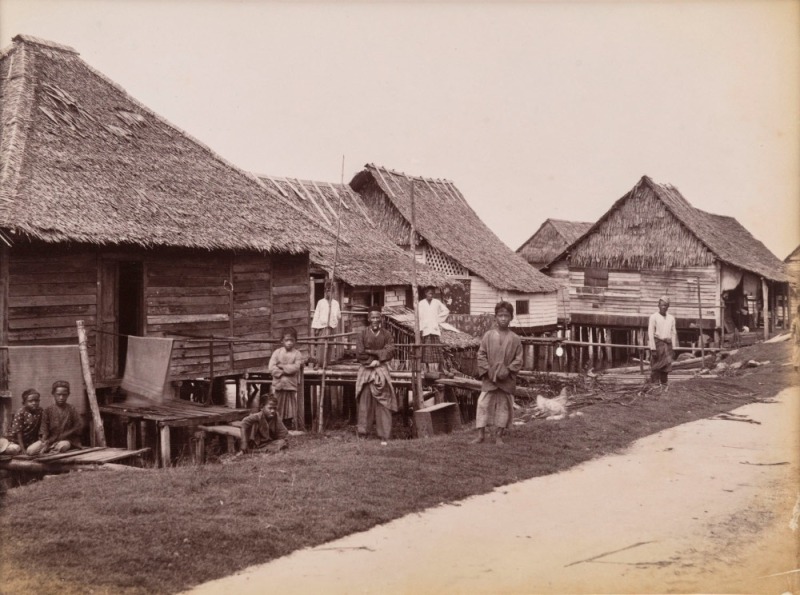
[0,35,335,414]
[349,164,560,335]
[784,245,800,302]
[545,176,790,368]
[256,176,479,366]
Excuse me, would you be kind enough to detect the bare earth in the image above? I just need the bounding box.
[187,386,800,595]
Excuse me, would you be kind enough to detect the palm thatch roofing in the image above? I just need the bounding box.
[548,175,788,282]
[350,164,559,294]
[516,218,593,269]
[256,175,446,288]
[0,35,335,253]
[382,305,479,349]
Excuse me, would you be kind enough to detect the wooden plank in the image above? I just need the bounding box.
[9,315,96,330]
[11,271,96,284]
[9,304,96,318]
[271,285,306,297]
[146,286,229,298]
[148,276,232,288]
[10,282,96,296]
[146,295,231,307]
[9,327,80,342]
[8,294,97,307]
[34,446,106,462]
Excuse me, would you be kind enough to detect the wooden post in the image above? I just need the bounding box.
[76,320,106,447]
[159,424,171,467]
[408,179,424,410]
[126,421,137,450]
[762,278,770,341]
[296,365,305,431]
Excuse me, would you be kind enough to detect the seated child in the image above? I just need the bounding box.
[268,327,306,428]
[27,380,83,455]
[238,396,288,455]
[4,388,43,456]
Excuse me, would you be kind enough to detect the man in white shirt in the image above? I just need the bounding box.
[648,295,678,388]
[311,284,341,368]
[417,286,450,374]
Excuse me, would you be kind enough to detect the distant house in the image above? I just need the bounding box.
[546,176,789,361]
[0,35,332,395]
[350,164,560,332]
[785,245,800,299]
[517,219,593,270]
[257,176,446,337]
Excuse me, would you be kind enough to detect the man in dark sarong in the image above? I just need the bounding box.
[648,296,678,388]
[355,307,398,444]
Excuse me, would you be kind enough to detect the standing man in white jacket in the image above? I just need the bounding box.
[311,283,341,369]
[417,286,451,375]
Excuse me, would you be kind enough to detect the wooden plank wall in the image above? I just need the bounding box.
[271,253,310,354]
[566,265,720,327]
[467,274,557,328]
[231,253,272,373]
[6,245,98,366]
[146,253,233,379]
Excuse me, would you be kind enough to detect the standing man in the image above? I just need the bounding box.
[417,286,450,375]
[648,296,678,390]
[311,282,341,369]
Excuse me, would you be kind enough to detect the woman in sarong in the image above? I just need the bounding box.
[355,307,398,443]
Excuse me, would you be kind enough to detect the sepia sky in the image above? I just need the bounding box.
[1,0,798,259]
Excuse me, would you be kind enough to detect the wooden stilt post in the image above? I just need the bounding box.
[762,278,770,341]
[409,179,424,410]
[76,320,106,447]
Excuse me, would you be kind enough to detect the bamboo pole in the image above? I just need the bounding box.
[762,278,770,341]
[317,156,346,433]
[409,179,424,410]
[694,278,705,369]
[76,320,106,447]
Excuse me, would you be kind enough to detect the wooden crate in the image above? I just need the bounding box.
[414,403,462,438]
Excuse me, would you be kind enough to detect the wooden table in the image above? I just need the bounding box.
[100,400,250,466]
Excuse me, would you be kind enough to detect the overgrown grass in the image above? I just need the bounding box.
[1,342,794,595]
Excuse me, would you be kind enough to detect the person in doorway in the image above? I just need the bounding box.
[310,283,341,369]
[4,388,43,456]
[238,396,288,455]
[268,327,306,429]
[473,301,523,445]
[355,307,397,444]
[648,296,678,389]
[791,304,800,372]
[418,286,451,376]
[27,381,83,455]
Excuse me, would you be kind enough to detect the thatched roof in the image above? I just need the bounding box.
[785,245,800,263]
[550,176,788,282]
[256,175,446,287]
[350,164,559,294]
[0,35,334,253]
[383,305,479,350]
[516,218,593,269]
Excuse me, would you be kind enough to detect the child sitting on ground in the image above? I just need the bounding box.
[27,380,83,455]
[4,388,43,456]
[268,327,306,428]
[238,396,288,455]
[472,301,523,445]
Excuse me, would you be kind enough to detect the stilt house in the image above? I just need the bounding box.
[517,219,592,271]
[257,176,446,337]
[350,164,560,333]
[0,35,333,396]
[545,175,790,363]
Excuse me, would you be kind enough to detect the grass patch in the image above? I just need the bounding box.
[1,341,795,595]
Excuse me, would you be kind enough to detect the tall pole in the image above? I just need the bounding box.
[76,320,106,446]
[409,179,424,409]
[317,156,345,433]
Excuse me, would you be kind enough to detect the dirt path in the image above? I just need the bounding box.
[188,386,799,594]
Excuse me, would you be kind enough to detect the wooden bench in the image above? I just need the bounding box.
[195,422,244,463]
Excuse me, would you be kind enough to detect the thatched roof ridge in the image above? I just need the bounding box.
[258,175,446,288]
[350,164,559,294]
[516,218,592,269]
[784,245,800,263]
[548,176,788,282]
[0,35,335,254]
